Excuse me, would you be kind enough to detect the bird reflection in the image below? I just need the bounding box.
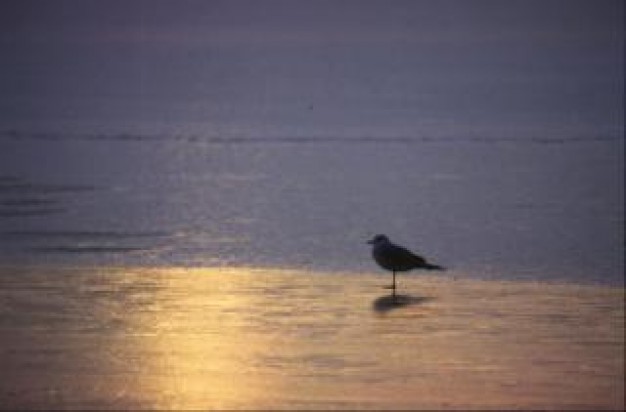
[372,294,433,313]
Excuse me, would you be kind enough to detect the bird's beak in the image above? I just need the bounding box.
[366,239,374,245]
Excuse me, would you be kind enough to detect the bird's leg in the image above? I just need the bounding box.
[392,270,396,298]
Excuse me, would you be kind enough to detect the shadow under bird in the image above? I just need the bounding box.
[367,234,444,295]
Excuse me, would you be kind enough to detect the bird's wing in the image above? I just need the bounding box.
[386,244,428,267]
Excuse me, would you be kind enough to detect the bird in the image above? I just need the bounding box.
[367,234,444,295]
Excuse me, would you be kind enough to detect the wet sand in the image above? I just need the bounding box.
[0,266,623,410]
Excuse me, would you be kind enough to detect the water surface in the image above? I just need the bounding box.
[0,132,623,285]
[0,266,622,409]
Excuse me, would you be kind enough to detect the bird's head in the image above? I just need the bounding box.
[367,234,390,245]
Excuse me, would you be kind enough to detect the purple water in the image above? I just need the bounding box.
[0,131,622,285]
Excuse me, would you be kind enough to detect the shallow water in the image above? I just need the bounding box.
[0,266,623,409]
[0,133,623,285]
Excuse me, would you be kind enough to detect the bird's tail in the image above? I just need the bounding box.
[424,263,445,271]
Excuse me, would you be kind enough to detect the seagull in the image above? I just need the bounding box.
[367,234,444,295]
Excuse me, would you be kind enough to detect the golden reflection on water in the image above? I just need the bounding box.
[94,266,387,409]
[0,266,623,409]
[105,267,296,409]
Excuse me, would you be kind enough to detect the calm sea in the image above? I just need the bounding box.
[0,130,623,285]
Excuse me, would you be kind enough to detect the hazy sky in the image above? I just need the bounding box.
[0,0,623,136]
